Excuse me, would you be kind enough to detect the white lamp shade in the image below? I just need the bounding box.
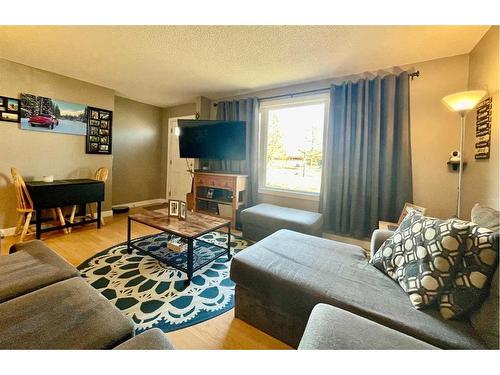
[442,90,487,114]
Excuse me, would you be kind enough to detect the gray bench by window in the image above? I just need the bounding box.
[241,203,323,241]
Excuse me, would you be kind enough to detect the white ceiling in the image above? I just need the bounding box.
[0,26,490,107]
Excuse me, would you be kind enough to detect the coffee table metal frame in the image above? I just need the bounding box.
[126,216,231,285]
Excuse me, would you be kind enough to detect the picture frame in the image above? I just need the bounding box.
[397,202,427,224]
[206,188,214,199]
[169,200,180,217]
[20,93,87,135]
[86,106,113,154]
[0,96,21,123]
[179,201,187,220]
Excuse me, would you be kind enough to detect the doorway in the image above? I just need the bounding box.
[166,116,195,202]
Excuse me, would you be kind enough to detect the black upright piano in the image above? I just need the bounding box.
[26,179,105,239]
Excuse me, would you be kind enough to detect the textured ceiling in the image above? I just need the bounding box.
[0,25,490,107]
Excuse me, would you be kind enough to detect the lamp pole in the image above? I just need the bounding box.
[457,113,466,218]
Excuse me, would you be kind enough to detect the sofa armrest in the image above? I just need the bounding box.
[114,328,174,350]
[298,304,438,350]
[370,229,394,258]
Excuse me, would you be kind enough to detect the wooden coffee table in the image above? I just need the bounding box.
[127,208,231,285]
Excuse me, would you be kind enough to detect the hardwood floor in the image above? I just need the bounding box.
[0,208,290,350]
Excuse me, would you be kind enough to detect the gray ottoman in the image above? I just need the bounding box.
[241,203,323,241]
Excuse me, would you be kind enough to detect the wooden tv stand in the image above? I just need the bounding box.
[193,171,248,228]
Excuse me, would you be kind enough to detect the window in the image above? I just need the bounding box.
[259,94,329,199]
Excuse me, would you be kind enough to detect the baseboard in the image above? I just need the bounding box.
[113,198,167,209]
[0,209,114,238]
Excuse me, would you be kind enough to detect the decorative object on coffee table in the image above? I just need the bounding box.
[168,200,179,217]
[127,209,231,284]
[179,201,187,220]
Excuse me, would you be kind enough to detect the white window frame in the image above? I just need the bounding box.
[258,93,330,201]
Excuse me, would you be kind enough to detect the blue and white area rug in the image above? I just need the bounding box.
[78,232,251,334]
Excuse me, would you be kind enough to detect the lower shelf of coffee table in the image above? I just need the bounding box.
[128,233,230,274]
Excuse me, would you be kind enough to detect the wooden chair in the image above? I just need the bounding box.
[11,168,67,241]
[11,168,35,242]
[68,167,108,231]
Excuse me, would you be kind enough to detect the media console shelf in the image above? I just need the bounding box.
[193,171,248,228]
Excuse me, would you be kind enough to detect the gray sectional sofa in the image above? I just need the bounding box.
[0,240,173,350]
[230,228,499,349]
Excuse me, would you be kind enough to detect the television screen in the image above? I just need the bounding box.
[178,120,246,160]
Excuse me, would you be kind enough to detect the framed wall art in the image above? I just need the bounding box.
[20,93,87,135]
[0,96,20,123]
[86,106,113,154]
[475,97,492,160]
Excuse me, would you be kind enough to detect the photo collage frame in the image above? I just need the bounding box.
[0,96,20,123]
[86,106,113,154]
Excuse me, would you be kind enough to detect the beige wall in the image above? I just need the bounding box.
[462,26,499,216]
[404,55,470,218]
[112,96,162,205]
[0,58,114,230]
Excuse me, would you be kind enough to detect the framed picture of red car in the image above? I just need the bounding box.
[0,96,20,123]
[20,93,88,135]
[86,106,112,155]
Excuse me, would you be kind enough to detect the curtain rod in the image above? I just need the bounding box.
[213,70,420,106]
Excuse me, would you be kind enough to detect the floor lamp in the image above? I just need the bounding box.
[442,90,486,218]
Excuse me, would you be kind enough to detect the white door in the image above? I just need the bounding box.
[167,116,195,201]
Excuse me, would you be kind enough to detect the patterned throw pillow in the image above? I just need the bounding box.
[439,221,499,319]
[371,211,470,309]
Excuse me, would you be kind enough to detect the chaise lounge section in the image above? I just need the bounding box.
[230,228,498,349]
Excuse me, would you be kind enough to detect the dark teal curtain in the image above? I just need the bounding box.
[320,72,413,238]
[203,98,259,205]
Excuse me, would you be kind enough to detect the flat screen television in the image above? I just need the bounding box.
[178,119,246,160]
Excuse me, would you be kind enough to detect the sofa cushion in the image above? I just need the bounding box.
[471,203,500,233]
[298,303,438,350]
[0,240,80,303]
[439,222,499,319]
[114,328,174,350]
[231,229,486,349]
[241,203,323,241]
[470,268,499,349]
[371,212,470,309]
[0,277,134,349]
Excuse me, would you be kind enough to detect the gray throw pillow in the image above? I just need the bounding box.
[371,211,470,309]
[471,203,500,233]
[439,221,499,319]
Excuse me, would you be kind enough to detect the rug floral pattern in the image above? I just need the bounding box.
[78,231,250,333]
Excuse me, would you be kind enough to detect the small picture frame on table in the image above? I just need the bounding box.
[179,201,187,220]
[169,200,179,217]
